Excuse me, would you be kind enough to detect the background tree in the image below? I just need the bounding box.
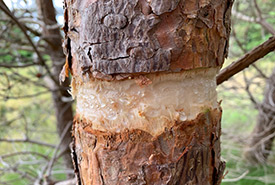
[218,0,275,183]
[232,0,275,164]
[216,0,275,165]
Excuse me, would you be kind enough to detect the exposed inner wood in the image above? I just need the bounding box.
[73,68,218,136]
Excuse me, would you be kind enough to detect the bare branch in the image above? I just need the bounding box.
[0,90,49,100]
[217,36,275,85]
[243,71,260,108]
[44,121,73,180]
[0,63,39,68]
[252,64,268,79]
[0,138,55,148]
[223,170,249,182]
[253,0,275,35]
[232,5,275,35]
[232,9,258,23]
[1,151,49,160]
[0,0,59,85]
[55,178,76,185]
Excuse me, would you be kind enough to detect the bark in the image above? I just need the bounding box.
[73,109,225,185]
[63,0,233,184]
[245,67,275,164]
[36,0,74,171]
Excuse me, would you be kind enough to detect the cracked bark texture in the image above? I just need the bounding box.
[73,109,225,185]
[63,0,233,184]
[63,0,233,80]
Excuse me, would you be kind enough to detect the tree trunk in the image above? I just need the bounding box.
[245,67,275,164]
[63,0,233,184]
[36,0,74,171]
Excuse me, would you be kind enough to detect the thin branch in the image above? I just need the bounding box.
[217,36,275,85]
[243,70,259,108]
[8,70,50,90]
[232,8,275,35]
[232,9,258,23]
[252,64,268,79]
[0,63,39,68]
[0,138,55,148]
[253,0,275,35]
[232,26,268,79]
[223,170,249,182]
[0,90,49,100]
[0,42,46,52]
[44,121,72,179]
[0,0,59,85]
[1,151,49,160]
[55,178,76,185]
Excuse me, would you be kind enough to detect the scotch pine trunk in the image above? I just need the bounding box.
[62,0,233,184]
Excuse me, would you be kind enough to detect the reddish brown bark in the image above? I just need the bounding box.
[63,0,233,184]
[62,0,233,81]
[72,109,225,185]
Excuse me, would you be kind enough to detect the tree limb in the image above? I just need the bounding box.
[222,170,249,182]
[1,151,49,160]
[232,8,275,35]
[253,0,275,35]
[45,121,73,179]
[0,63,38,68]
[0,0,59,85]
[217,36,275,85]
[0,138,55,148]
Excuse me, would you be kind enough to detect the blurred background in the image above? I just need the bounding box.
[0,0,274,184]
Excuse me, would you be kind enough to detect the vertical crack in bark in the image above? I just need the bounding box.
[211,132,226,185]
[64,0,234,80]
[67,38,73,71]
[70,141,82,185]
[175,151,188,185]
[63,1,69,34]
[210,135,217,184]
[99,164,105,185]
[223,0,234,58]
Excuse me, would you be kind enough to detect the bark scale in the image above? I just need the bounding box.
[63,0,233,184]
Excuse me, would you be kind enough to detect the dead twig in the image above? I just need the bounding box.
[44,121,73,183]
